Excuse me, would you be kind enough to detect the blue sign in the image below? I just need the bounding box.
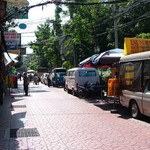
[19,23,27,29]
[6,40,18,50]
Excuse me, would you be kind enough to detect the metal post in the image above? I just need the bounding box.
[73,44,77,67]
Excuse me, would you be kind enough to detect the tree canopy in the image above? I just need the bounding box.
[29,0,150,71]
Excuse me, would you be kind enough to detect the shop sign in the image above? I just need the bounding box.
[124,38,150,55]
[19,23,27,29]
[4,32,18,40]
[4,32,21,54]
[6,40,18,50]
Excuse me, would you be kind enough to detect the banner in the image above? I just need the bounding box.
[124,38,150,55]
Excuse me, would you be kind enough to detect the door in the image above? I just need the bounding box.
[142,60,150,117]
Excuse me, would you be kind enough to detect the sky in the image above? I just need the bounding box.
[13,0,56,54]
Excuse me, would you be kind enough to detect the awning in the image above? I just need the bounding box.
[4,52,18,65]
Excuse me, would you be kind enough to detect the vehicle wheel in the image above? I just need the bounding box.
[72,89,76,96]
[64,86,66,91]
[77,88,87,98]
[66,86,71,94]
[130,101,141,119]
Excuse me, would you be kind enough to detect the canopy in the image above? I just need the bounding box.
[92,48,124,65]
[79,48,124,68]
[79,54,99,67]
[4,52,18,65]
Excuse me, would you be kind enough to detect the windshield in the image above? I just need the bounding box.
[79,71,96,77]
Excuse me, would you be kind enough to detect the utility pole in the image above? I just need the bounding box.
[73,44,77,67]
[0,0,6,105]
[113,3,118,48]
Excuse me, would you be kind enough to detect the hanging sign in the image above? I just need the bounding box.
[19,23,27,29]
[4,32,20,54]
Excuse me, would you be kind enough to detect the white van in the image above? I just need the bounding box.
[119,51,150,118]
[65,67,100,95]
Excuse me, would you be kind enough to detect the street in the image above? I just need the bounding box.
[0,81,150,150]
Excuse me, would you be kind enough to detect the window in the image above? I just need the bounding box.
[120,61,142,91]
[143,60,150,90]
[79,71,96,77]
[68,71,74,76]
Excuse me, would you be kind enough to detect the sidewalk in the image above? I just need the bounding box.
[0,82,29,150]
[0,81,45,150]
[1,81,150,150]
[0,81,95,150]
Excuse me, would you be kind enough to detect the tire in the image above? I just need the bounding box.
[72,89,76,96]
[77,88,87,99]
[64,86,66,91]
[66,86,71,94]
[130,101,141,119]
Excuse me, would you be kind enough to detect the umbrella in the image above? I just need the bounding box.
[92,48,124,65]
[26,69,35,73]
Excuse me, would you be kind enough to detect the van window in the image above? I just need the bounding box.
[120,61,142,91]
[79,71,96,77]
[143,60,150,89]
[143,60,150,78]
[68,71,74,76]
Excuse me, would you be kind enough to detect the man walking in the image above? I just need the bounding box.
[23,73,29,96]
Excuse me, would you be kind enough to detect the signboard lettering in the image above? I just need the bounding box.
[124,38,150,55]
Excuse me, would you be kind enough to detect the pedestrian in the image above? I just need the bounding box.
[23,73,29,96]
[18,73,22,81]
[14,73,18,88]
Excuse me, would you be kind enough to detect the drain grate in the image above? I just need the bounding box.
[10,128,40,138]
[10,105,26,108]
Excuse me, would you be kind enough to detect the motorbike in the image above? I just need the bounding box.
[77,81,102,98]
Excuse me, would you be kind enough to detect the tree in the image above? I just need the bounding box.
[30,0,150,69]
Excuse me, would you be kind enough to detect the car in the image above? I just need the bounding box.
[50,68,67,87]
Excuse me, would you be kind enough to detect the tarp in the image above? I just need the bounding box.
[4,52,18,65]
[79,54,99,67]
[79,48,124,67]
[92,48,124,65]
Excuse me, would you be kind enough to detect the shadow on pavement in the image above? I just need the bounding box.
[29,90,50,93]
[83,95,150,123]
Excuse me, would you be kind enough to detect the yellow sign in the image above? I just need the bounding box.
[8,50,20,55]
[124,38,150,55]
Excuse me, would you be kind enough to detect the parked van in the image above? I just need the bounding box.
[65,67,100,95]
[119,51,150,118]
[50,68,67,87]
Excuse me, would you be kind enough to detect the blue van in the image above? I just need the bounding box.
[50,68,67,87]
